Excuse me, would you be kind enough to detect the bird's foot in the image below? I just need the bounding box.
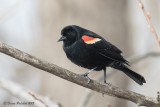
[106,82,112,87]
[81,73,91,83]
[101,83,112,97]
[104,81,112,87]
[81,73,88,77]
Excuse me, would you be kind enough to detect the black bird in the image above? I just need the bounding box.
[58,25,146,85]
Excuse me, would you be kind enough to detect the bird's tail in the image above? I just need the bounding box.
[111,62,146,85]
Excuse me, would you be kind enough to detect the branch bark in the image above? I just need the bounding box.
[0,42,159,107]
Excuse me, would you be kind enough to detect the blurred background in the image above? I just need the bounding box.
[0,0,160,107]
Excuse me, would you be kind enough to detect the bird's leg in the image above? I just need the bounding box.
[103,68,112,86]
[104,68,106,84]
[102,68,112,97]
[81,67,97,83]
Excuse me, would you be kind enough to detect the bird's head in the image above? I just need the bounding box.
[58,25,87,45]
[58,25,78,44]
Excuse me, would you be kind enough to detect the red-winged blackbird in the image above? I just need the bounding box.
[58,25,146,85]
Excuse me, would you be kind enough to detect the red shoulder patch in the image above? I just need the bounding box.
[81,35,95,42]
[81,35,101,44]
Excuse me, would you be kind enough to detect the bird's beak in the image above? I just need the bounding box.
[58,36,67,42]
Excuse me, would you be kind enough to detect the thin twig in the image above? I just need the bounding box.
[78,52,160,107]
[138,0,160,47]
[0,77,60,107]
[0,42,159,107]
[28,92,49,107]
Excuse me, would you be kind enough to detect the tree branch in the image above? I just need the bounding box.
[0,42,159,107]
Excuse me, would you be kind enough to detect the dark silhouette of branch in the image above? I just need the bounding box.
[138,0,160,47]
[0,42,159,107]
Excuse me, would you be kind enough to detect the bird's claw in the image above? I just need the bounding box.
[101,83,112,97]
[81,73,87,77]
[86,76,91,83]
[106,82,112,87]
[81,73,91,83]
[104,80,112,86]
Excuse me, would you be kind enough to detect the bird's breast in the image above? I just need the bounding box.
[63,41,106,69]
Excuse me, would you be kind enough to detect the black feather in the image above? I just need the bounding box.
[110,61,146,85]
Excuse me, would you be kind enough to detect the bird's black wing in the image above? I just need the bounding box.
[83,33,129,64]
